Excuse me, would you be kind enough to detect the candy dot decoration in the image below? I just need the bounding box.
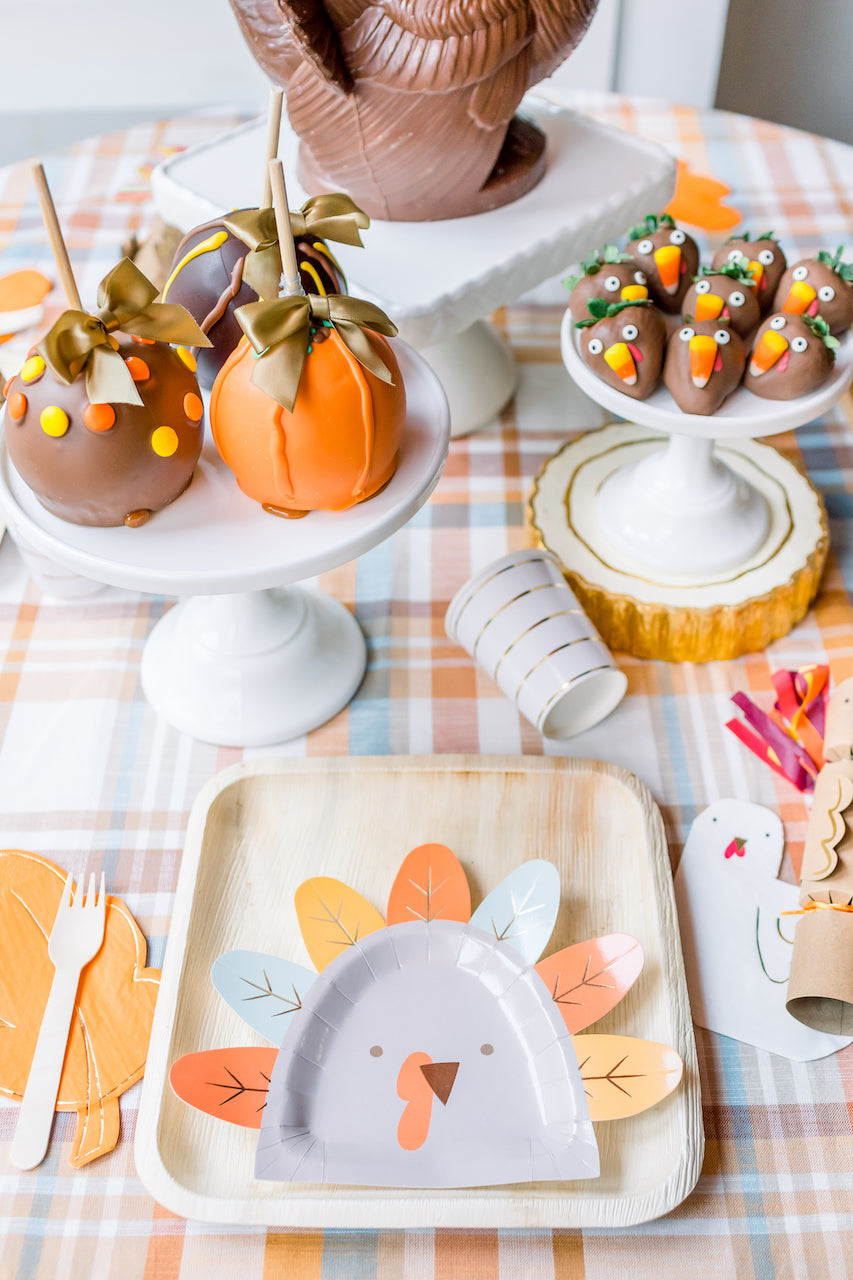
[83,403,116,432]
[7,392,27,420]
[21,356,45,384]
[125,356,150,383]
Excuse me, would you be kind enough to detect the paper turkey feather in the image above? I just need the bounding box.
[469,859,560,963]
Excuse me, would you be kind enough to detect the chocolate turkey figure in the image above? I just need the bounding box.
[228,0,599,220]
[745,313,837,400]
[712,233,787,316]
[565,246,648,322]
[576,299,666,400]
[681,257,760,340]
[626,215,699,314]
[663,319,745,415]
[773,247,853,337]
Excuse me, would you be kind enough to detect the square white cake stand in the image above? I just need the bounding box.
[151,98,676,435]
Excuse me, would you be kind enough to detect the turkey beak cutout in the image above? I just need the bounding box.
[396,1052,460,1151]
[694,291,725,322]
[724,836,747,859]
[689,334,719,388]
[782,281,818,316]
[654,244,682,294]
[750,329,788,377]
[604,341,638,386]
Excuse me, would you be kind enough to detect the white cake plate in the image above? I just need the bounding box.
[152,97,676,436]
[0,342,450,746]
[561,314,853,577]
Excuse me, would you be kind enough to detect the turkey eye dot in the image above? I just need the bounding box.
[770,315,787,330]
[819,285,835,301]
[791,336,808,352]
[637,239,653,255]
[696,280,710,294]
[604,275,620,292]
[670,229,686,245]
[369,1045,383,1058]
[793,266,809,281]
[730,291,745,306]
[480,1043,494,1055]
[758,249,775,265]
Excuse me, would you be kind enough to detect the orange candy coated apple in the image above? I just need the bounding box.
[210,327,406,514]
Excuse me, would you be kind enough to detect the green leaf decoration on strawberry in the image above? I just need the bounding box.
[601,244,635,264]
[801,313,841,353]
[627,212,675,241]
[574,297,654,328]
[562,274,582,292]
[695,254,757,286]
[727,230,776,243]
[816,245,853,283]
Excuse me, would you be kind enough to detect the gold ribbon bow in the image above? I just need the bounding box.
[224,195,369,301]
[38,258,211,406]
[235,292,397,412]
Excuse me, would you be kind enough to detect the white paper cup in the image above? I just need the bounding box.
[445,549,627,739]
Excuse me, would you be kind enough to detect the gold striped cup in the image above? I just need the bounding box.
[445,550,626,738]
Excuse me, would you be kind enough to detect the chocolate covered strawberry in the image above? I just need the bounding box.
[745,313,837,400]
[773,246,853,336]
[564,245,649,322]
[576,298,666,399]
[663,318,746,415]
[712,232,786,316]
[681,255,760,340]
[626,214,699,313]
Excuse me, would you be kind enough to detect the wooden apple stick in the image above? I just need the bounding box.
[31,162,82,311]
[259,88,284,210]
[269,160,304,298]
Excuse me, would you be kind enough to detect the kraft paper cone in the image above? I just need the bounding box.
[786,908,853,1036]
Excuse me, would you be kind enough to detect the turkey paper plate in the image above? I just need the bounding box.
[170,843,683,1188]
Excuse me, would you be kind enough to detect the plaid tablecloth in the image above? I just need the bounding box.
[1,93,852,1280]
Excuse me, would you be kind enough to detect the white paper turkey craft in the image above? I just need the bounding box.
[169,843,684,1188]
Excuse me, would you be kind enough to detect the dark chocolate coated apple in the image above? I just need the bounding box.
[626,214,699,313]
[773,247,853,337]
[744,313,837,400]
[712,233,786,316]
[681,258,760,340]
[576,299,666,399]
[663,318,745,415]
[565,246,648,322]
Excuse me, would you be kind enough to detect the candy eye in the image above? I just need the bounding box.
[715,329,731,345]
[770,315,787,330]
[729,291,746,307]
[670,229,686,245]
[634,271,647,285]
[727,249,741,262]
[637,239,653,255]
[679,326,695,342]
[622,323,639,340]
[793,265,809,281]
[791,336,808,352]
[695,280,711,294]
[604,275,621,292]
[588,337,604,355]
[819,285,836,302]
[758,249,775,265]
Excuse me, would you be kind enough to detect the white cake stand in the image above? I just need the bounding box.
[152,98,676,436]
[0,342,450,745]
[526,319,853,662]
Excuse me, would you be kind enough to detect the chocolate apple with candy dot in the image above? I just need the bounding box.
[773,246,853,337]
[681,255,760,340]
[745,313,837,400]
[576,298,666,400]
[712,232,786,317]
[564,245,649,322]
[663,318,746,416]
[626,213,699,314]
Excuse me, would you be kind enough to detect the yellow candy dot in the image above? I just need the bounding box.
[176,346,197,373]
[21,356,45,383]
[40,406,69,437]
[151,425,179,457]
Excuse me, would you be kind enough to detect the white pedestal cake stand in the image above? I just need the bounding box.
[0,343,450,745]
[526,318,853,662]
[151,97,676,436]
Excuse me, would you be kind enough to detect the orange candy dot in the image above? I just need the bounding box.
[183,392,203,422]
[125,356,150,382]
[8,392,27,420]
[132,335,156,345]
[84,402,116,432]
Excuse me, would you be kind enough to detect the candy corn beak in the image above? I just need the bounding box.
[694,291,725,321]
[782,281,817,315]
[746,259,764,288]
[654,245,682,293]
[749,329,788,376]
[604,342,637,385]
[620,284,648,302]
[689,335,718,388]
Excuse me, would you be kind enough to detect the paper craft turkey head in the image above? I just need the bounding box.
[227,0,600,221]
[626,214,699,314]
[744,313,837,400]
[773,247,853,337]
[170,844,683,1189]
[576,299,666,400]
[565,246,649,322]
[712,233,787,316]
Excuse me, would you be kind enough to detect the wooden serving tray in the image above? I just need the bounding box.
[136,756,702,1228]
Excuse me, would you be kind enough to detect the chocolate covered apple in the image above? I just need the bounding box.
[576,298,666,399]
[161,196,368,388]
[663,318,746,415]
[4,259,211,527]
[744,313,837,400]
[712,232,786,316]
[626,214,699,313]
[564,245,648,322]
[681,256,760,340]
[773,246,853,337]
